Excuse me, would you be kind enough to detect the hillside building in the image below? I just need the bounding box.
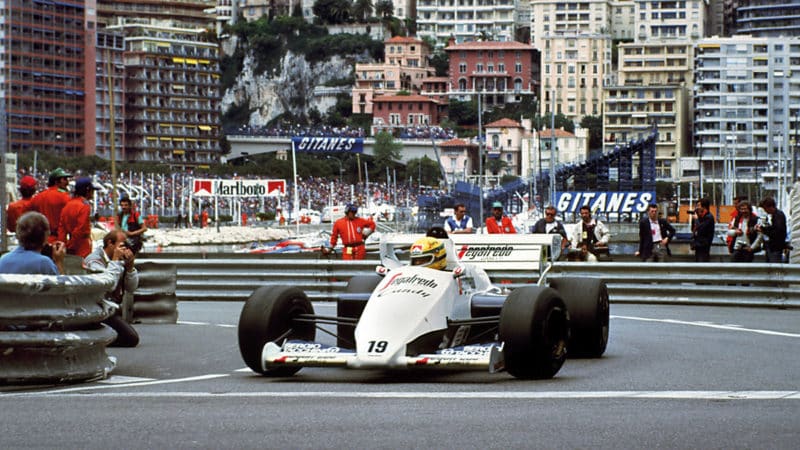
[417,0,517,47]
[444,40,537,107]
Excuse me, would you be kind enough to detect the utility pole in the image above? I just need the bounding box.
[478,88,484,232]
[549,89,556,207]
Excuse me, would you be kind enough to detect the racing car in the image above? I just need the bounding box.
[238,230,609,379]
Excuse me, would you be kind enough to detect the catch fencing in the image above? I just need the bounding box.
[136,254,800,309]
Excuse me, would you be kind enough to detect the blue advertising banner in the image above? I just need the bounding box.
[555,191,656,214]
[291,136,364,153]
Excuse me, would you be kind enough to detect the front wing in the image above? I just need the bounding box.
[262,340,506,373]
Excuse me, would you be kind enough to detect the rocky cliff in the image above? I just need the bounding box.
[221,37,366,128]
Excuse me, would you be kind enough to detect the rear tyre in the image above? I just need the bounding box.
[499,286,569,379]
[337,275,381,348]
[549,277,609,358]
[238,286,315,376]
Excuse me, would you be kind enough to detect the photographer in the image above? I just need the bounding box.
[756,197,788,263]
[728,200,758,262]
[0,212,65,275]
[83,229,140,347]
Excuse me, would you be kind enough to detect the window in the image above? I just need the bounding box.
[515,63,522,73]
[459,63,467,73]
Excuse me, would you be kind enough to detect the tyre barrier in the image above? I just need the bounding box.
[0,271,121,384]
[133,261,178,323]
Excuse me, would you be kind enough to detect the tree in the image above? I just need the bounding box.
[352,0,373,22]
[312,0,352,24]
[429,49,449,77]
[539,113,575,133]
[579,115,603,152]
[374,0,393,18]
[406,156,441,186]
[372,131,403,175]
[486,158,508,175]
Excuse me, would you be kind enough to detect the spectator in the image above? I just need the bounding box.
[30,167,72,243]
[443,203,473,234]
[636,203,676,262]
[0,211,65,274]
[571,205,610,259]
[728,200,758,262]
[83,229,140,347]
[530,205,570,251]
[6,175,37,233]
[324,203,375,260]
[756,197,788,263]
[691,198,716,262]
[117,196,147,254]
[486,201,516,234]
[58,177,102,258]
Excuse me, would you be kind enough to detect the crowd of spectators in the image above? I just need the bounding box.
[225,123,457,141]
[225,124,365,138]
[13,169,423,221]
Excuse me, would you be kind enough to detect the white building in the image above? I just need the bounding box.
[417,0,517,47]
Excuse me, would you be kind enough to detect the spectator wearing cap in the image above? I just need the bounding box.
[58,177,102,257]
[30,167,72,243]
[325,203,375,260]
[486,201,516,234]
[6,175,37,233]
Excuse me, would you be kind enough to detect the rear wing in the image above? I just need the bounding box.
[379,233,562,275]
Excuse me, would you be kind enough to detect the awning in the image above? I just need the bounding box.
[173,150,185,155]
[199,59,210,65]
[198,125,212,131]
[172,57,185,64]
[186,58,198,65]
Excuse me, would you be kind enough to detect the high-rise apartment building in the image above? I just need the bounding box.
[531,1,612,125]
[111,22,221,164]
[694,36,800,202]
[96,0,217,29]
[603,0,707,180]
[417,0,517,47]
[95,31,127,161]
[1,0,96,157]
[735,0,800,37]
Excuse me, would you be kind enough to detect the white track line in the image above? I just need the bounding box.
[8,391,800,400]
[612,315,800,338]
[5,374,230,396]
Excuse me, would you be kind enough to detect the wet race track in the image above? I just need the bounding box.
[2,302,799,449]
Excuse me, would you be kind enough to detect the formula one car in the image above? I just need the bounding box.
[238,231,609,379]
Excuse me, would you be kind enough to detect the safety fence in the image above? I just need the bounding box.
[790,182,800,264]
[135,254,800,309]
[0,271,120,384]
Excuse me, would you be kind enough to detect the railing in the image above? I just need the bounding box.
[136,255,800,309]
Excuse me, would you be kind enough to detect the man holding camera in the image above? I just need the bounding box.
[83,229,140,347]
[756,197,787,263]
[0,212,65,275]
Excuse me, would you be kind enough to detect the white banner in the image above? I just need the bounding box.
[192,179,286,197]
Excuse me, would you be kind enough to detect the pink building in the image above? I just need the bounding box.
[371,95,441,131]
[444,40,537,107]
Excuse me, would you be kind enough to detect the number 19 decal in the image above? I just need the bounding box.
[367,340,388,353]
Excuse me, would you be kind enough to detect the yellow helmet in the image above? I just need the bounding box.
[410,236,447,270]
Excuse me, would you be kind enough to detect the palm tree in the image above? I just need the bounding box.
[352,0,373,22]
[374,0,393,18]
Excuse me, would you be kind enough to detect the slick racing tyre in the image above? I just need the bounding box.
[499,286,569,379]
[549,277,609,358]
[238,286,315,376]
[337,275,381,348]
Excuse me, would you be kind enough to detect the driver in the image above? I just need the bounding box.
[409,236,447,270]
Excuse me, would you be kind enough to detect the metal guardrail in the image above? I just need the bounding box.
[136,255,800,309]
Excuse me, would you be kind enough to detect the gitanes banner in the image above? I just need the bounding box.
[193,179,286,197]
[291,136,364,153]
[555,191,655,214]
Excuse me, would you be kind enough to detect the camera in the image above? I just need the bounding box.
[41,243,53,259]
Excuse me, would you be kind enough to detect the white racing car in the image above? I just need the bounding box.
[238,229,609,379]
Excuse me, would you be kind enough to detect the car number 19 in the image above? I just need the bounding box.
[367,340,388,353]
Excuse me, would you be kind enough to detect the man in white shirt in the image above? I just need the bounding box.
[443,203,473,234]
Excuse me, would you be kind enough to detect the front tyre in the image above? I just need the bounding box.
[499,286,569,379]
[549,277,609,358]
[238,286,315,376]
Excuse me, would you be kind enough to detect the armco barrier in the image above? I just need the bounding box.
[0,271,120,384]
[136,254,800,308]
[132,262,178,323]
